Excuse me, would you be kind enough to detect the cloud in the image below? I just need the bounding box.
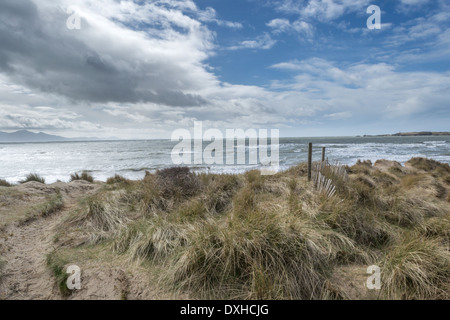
[324,111,352,120]
[398,0,430,9]
[267,18,291,33]
[0,0,448,139]
[384,8,449,49]
[0,0,216,106]
[400,0,429,4]
[267,18,314,37]
[273,0,371,22]
[197,6,243,29]
[270,58,450,121]
[228,33,277,50]
[0,101,102,133]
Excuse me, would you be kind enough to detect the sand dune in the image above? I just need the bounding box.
[0,158,449,300]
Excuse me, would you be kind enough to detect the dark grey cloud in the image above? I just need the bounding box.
[0,0,208,107]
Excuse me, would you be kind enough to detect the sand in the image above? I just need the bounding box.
[0,181,99,299]
[0,180,181,300]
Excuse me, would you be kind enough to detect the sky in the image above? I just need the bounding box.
[0,0,449,139]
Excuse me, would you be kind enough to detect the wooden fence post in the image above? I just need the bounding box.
[322,147,326,162]
[308,142,312,182]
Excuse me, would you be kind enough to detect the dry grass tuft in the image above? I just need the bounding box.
[19,173,45,184]
[163,213,359,299]
[418,215,450,245]
[0,179,12,187]
[113,218,188,263]
[56,191,129,245]
[320,199,395,248]
[106,174,130,185]
[348,160,373,175]
[381,234,450,300]
[70,171,94,183]
[406,157,450,173]
[401,174,426,189]
[199,174,241,214]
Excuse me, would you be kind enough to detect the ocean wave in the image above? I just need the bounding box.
[1,138,449,184]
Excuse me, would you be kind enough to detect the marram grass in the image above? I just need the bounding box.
[49,159,450,300]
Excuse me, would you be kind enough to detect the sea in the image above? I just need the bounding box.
[0,136,449,184]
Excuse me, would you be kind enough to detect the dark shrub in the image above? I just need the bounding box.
[156,167,201,200]
[0,179,11,187]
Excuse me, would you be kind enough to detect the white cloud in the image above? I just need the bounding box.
[324,111,352,120]
[267,18,291,33]
[228,33,277,50]
[400,0,429,4]
[196,6,243,29]
[267,18,314,37]
[385,10,449,48]
[270,58,450,121]
[274,0,371,22]
[396,0,435,15]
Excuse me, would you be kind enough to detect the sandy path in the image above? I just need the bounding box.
[0,181,178,300]
[0,184,98,300]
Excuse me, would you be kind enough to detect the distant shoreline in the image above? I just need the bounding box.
[1,129,450,143]
[361,131,450,137]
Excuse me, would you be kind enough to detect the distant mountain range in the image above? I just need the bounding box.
[0,130,102,142]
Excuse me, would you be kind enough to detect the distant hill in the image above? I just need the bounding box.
[363,131,450,137]
[0,130,102,142]
[390,132,450,137]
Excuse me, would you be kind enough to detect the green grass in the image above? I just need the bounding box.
[19,173,45,184]
[46,251,72,297]
[0,255,6,278]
